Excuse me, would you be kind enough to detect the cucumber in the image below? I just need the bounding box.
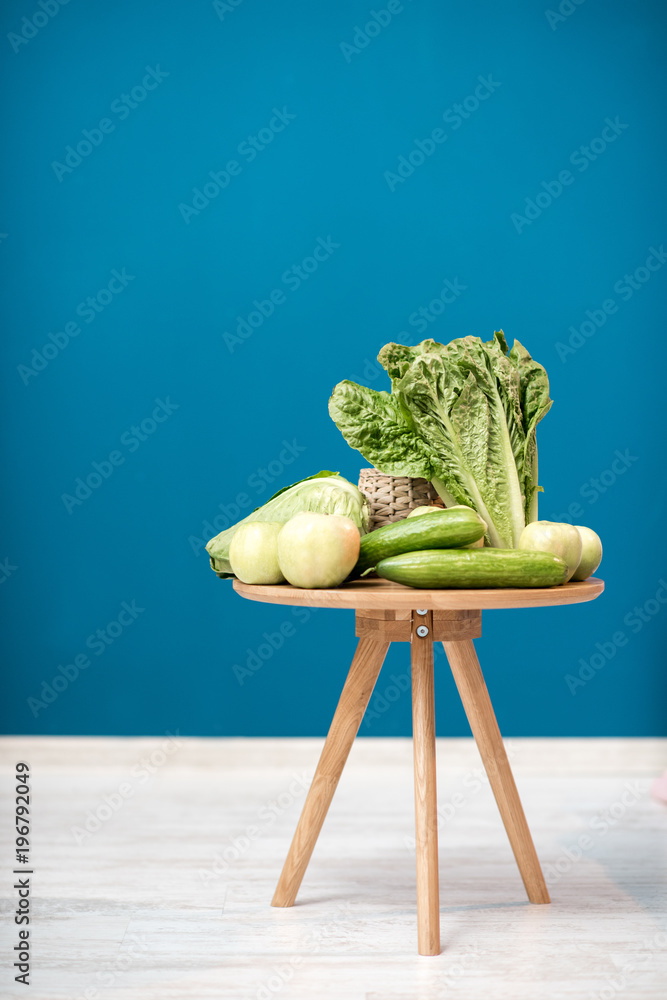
[375,549,568,589]
[355,507,486,575]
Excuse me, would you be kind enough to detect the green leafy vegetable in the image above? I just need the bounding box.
[329,333,551,549]
[327,384,434,480]
[206,472,369,578]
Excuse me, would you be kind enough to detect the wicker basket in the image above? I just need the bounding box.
[358,468,444,531]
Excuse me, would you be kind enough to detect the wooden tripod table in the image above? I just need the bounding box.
[233,576,604,956]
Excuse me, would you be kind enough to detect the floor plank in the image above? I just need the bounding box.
[0,738,666,999]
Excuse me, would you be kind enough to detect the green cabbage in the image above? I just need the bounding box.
[328,332,551,549]
[206,471,370,577]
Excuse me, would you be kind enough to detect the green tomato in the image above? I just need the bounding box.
[277,512,360,588]
[572,526,603,581]
[229,522,285,584]
[518,520,583,582]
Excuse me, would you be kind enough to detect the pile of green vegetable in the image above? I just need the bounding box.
[204,332,603,590]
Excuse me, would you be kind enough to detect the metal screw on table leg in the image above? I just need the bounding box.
[416,625,429,638]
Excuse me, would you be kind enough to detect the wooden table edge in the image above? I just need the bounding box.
[232,577,605,611]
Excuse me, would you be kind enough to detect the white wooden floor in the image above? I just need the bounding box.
[1,737,666,999]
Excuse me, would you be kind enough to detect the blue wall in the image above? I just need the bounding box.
[1,0,666,738]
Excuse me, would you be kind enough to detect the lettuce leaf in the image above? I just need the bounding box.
[328,332,551,549]
[508,339,553,522]
[327,381,435,480]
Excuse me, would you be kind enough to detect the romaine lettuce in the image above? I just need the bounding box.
[329,333,551,549]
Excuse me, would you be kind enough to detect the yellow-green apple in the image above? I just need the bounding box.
[277,512,360,588]
[229,522,285,584]
[572,526,603,581]
[518,520,583,582]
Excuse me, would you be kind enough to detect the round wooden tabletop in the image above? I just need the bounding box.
[233,576,604,611]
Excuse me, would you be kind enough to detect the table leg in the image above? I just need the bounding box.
[411,611,440,956]
[271,636,389,907]
[442,638,550,905]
